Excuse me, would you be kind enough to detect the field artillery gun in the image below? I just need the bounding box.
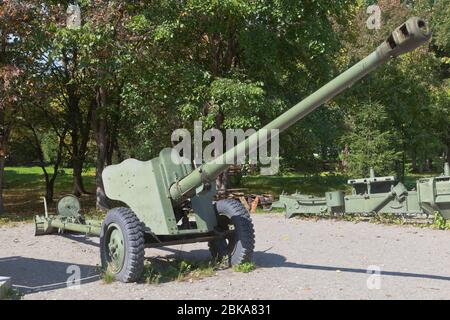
[275,164,450,219]
[34,18,431,282]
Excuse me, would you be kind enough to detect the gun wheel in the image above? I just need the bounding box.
[100,207,144,283]
[208,199,255,266]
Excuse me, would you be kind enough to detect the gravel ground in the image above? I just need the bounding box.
[1,214,450,300]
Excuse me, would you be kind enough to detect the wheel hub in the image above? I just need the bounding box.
[106,224,125,273]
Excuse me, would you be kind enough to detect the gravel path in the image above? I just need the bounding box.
[1,214,450,300]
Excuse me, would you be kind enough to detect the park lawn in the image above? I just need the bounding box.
[239,173,351,197]
[0,166,441,224]
[1,166,96,224]
[239,171,440,197]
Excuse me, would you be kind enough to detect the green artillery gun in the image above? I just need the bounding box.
[274,164,450,219]
[34,18,431,282]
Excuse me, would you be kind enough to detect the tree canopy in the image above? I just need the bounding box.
[0,0,448,213]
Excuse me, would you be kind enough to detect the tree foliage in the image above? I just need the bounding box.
[0,0,448,212]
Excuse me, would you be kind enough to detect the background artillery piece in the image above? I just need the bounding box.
[274,164,450,220]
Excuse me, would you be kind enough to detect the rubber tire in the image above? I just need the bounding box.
[100,207,145,283]
[208,199,255,266]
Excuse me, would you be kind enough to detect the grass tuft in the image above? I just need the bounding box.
[100,270,116,284]
[0,214,34,227]
[433,212,449,230]
[232,262,256,273]
[96,264,116,284]
[2,288,23,300]
[142,258,219,284]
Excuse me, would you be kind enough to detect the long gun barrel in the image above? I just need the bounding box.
[169,17,431,204]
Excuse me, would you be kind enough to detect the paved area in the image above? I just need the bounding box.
[1,214,450,299]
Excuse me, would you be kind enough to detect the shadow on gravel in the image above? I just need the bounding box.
[253,252,450,282]
[153,247,212,261]
[61,233,99,247]
[144,247,450,282]
[0,256,99,295]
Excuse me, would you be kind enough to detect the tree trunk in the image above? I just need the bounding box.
[448,154,450,170]
[418,162,424,173]
[0,155,5,214]
[399,152,406,181]
[116,142,123,163]
[72,157,86,196]
[38,160,52,203]
[72,109,92,196]
[0,119,11,215]
[70,117,91,196]
[63,51,91,196]
[411,157,418,172]
[216,168,229,191]
[69,104,88,196]
[447,133,450,168]
[106,97,120,166]
[214,110,228,191]
[106,127,118,166]
[45,131,66,203]
[93,89,108,210]
[341,145,349,171]
[106,134,114,166]
[44,176,53,203]
[0,32,5,215]
[95,130,108,210]
[426,158,433,172]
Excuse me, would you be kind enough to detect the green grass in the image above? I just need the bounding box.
[0,165,442,226]
[4,166,95,190]
[239,171,440,198]
[2,288,23,300]
[0,166,97,225]
[142,258,219,284]
[432,212,450,230]
[97,258,221,285]
[95,264,116,284]
[292,210,449,230]
[101,270,116,284]
[402,172,441,190]
[239,172,350,197]
[232,262,256,273]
